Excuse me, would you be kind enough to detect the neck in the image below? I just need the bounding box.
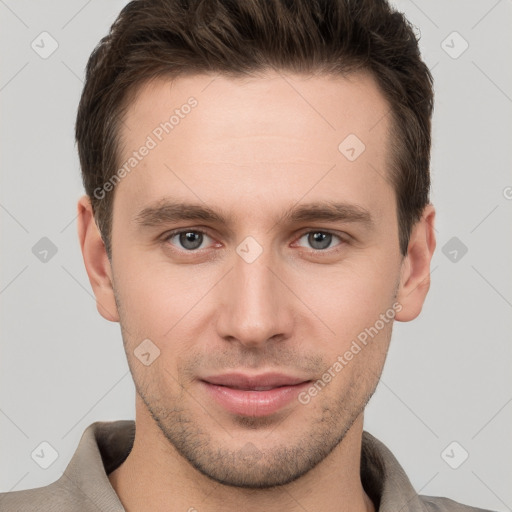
[108,398,374,512]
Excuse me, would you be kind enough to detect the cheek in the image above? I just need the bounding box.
[292,256,399,341]
[114,254,190,320]
[113,256,220,363]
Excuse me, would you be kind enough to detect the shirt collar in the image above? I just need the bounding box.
[62,420,425,512]
[360,431,427,512]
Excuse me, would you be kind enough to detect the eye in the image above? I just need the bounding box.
[295,231,345,251]
[164,229,214,251]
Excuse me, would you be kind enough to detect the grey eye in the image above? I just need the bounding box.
[297,231,341,251]
[168,231,211,251]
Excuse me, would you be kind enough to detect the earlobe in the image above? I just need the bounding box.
[395,204,436,322]
[76,195,120,322]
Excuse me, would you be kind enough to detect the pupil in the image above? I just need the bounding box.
[181,232,202,250]
[310,232,331,250]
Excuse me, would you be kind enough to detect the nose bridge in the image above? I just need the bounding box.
[215,239,293,347]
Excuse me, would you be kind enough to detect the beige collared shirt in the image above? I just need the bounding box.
[0,420,494,511]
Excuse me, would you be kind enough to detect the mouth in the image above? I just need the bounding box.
[199,372,312,417]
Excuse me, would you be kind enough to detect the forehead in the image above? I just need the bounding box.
[114,71,393,223]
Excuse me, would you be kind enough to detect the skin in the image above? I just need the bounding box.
[77,71,436,512]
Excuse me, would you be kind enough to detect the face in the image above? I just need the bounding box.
[103,71,406,487]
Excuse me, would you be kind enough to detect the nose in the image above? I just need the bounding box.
[215,244,295,349]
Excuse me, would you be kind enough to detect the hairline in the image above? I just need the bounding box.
[100,68,409,259]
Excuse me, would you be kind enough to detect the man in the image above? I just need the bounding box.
[0,0,496,511]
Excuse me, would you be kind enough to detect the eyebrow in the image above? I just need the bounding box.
[133,198,374,231]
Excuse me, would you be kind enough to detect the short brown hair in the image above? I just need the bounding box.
[76,0,433,258]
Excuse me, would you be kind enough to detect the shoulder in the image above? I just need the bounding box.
[420,494,497,512]
[0,478,88,511]
[0,420,132,511]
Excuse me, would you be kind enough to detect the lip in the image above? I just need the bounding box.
[200,372,311,417]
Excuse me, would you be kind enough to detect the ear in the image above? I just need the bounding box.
[395,204,436,322]
[77,195,120,322]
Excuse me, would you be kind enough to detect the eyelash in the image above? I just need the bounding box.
[161,228,348,255]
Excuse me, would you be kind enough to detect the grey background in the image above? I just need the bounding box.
[1,0,511,510]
